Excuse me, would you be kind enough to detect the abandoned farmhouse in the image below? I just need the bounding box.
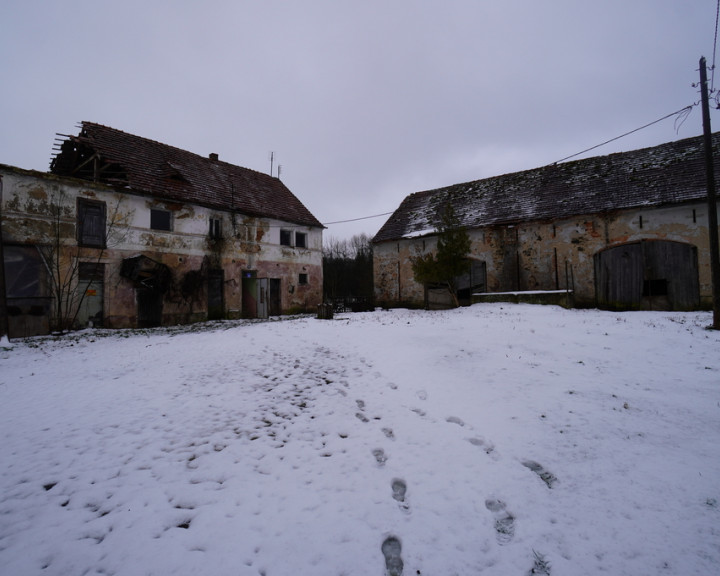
[1,122,324,337]
[373,132,720,311]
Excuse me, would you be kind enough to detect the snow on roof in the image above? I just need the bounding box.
[373,132,719,243]
[401,227,436,239]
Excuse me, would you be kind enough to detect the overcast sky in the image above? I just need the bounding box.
[2,1,719,241]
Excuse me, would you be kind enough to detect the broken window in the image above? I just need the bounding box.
[4,246,46,299]
[77,198,106,247]
[280,229,292,246]
[151,209,172,231]
[3,246,51,337]
[295,232,307,248]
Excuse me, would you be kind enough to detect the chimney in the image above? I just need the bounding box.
[209,153,219,161]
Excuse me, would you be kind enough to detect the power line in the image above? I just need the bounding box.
[551,105,695,165]
[322,105,700,227]
[322,211,395,226]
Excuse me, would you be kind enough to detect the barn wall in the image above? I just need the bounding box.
[1,167,322,333]
[373,202,714,309]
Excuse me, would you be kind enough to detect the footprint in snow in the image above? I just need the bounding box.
[485,498,515,545]
[446,415,464,427]
[468,436,495,455]
[391,479,409,512]
[373,448,388,466]
[522,460,558,489]
[381,536,404,576]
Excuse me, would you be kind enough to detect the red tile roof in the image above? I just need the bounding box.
[50,122,323,228]
[373,132,720,243]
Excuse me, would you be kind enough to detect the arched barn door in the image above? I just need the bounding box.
[594,240,699,311]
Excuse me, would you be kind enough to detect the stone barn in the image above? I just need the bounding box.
[372,132,719,311]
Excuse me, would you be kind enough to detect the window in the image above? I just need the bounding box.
[295,232,307,248]
[151,209,172,231]
[299,273,308,285]
[280,229,292,246]
[209,218,222,239]
[77,198,106,247]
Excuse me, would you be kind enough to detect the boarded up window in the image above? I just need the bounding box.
[3,245,51,337]
[77,198,106,247]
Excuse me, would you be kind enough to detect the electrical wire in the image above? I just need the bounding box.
[325,104,701,227]
[322,212,395,226]
[551,105,695,165]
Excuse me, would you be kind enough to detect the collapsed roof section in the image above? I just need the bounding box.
[373,132,720,243]
[50,121,323,228]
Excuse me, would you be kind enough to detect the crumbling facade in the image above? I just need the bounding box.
[373,133,719,311]
[1,122,323,337]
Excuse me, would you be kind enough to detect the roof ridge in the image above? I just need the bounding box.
[50,122,322,228]
[373,131,718,243]
[79,121,276,180]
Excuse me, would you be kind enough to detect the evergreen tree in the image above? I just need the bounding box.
[411,202,471,307]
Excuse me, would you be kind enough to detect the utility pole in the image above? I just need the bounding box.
[699,56,720,329]
[0,175,9,340]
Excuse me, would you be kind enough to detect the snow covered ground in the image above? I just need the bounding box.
[1,304,718,576]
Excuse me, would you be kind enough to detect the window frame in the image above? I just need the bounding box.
[280,229,293,246]
[209,217,222,239]
[77,198,107,248]
[295,231,307,249]
[150,208,172,232]
[298,273,308,285]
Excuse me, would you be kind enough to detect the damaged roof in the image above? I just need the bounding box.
[373,132,720,243]
[50,122,323,228]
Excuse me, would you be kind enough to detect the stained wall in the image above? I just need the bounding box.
[1,166,322,332]
[373,201,715,309]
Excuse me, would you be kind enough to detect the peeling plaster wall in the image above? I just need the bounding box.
[1,166,322,331]
[373,202,715,309]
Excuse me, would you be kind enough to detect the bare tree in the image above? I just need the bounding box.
[37,188,131,332]
[322,234,374,309]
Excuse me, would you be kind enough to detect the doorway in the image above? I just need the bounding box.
[269,278,281,316]
[207,269,224,320]
[594,240,699,310]
[241,270,271,319]
[77,262,105,327]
